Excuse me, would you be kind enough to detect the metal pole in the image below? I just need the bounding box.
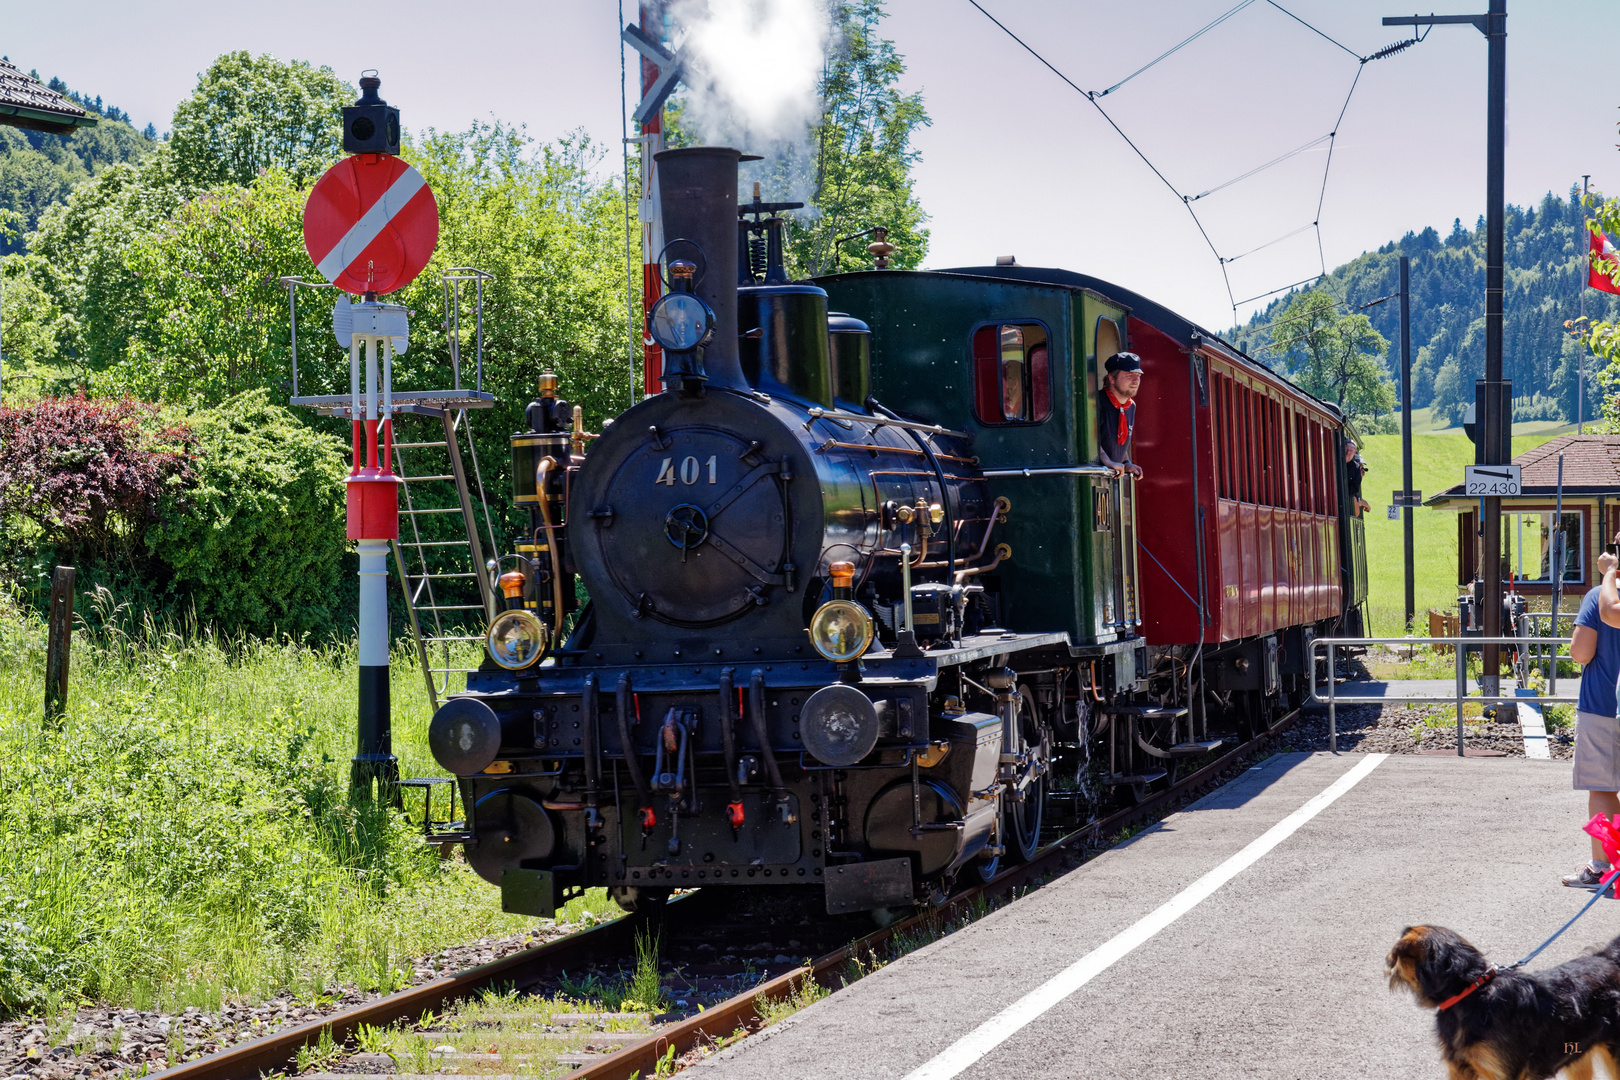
[1479,0,1507,700]
[1581,174,1590,434]
[1401,255,1415,629]
[1550,455,1565,695]
[1328,641,1337,752]
[1456,631,1467,757]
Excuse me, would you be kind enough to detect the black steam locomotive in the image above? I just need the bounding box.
[427,145,1365,917]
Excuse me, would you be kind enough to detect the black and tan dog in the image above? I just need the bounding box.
[1387,925,1620,1079]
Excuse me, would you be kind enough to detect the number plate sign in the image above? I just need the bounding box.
[1464,465,1521,496]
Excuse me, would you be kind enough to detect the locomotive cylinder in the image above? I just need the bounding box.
[654,147,746,391]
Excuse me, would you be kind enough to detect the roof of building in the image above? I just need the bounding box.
[1429,433,1620,503]
[0,57,97,135]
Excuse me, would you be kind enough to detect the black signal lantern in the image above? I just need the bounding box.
[343,71,401,156]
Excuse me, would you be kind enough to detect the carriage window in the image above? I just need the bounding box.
[973,322,1052,425]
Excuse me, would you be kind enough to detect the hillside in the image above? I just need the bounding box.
[1358,431,1555,634]
[0,70,157,255]
[1234,189,1618,430]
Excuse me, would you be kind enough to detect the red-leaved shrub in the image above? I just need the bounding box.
[0,394,193,562]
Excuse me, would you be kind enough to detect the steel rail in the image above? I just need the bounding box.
[150,708,1302,1080]
[146,892,719,1080]
[563,706,1305,1080]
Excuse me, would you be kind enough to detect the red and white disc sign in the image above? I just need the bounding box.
[303,156,439,295]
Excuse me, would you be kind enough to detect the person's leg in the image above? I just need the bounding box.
[1593,790,1620,863]
[1567,711,1620,884]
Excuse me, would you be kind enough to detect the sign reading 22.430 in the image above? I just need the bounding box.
[1464,464,1521,496]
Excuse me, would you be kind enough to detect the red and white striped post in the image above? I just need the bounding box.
[345,308,406,799]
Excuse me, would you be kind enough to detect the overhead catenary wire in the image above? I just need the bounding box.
[965,0,1420,331]
[1090,0,1259,99]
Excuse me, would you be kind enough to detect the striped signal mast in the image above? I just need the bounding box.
[624,2,684,398]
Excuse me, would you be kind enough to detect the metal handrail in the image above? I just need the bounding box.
[1309,635,1577,756]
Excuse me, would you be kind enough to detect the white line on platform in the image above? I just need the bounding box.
[902,753,1388,1080]
[1517,701,1551,760]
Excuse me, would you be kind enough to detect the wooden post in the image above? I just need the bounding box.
[44,565,75,726]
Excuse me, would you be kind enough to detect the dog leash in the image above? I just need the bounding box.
[1439,875,1620,1012]
[1506,873,1620,971]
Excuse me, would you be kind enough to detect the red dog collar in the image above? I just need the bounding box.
[1436,967,1497,1011]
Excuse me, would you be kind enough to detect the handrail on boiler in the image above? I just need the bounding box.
[1309,635,1577,757]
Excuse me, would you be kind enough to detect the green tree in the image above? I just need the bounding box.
[1261,289,1398,430]
[168,52,352,188]
[789,0,930,276]
[665,0,930,277]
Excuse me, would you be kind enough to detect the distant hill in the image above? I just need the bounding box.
[1233,188,1620,428]
[0,68,157,255]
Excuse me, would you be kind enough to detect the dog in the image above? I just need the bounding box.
[1386,925,1620,1079]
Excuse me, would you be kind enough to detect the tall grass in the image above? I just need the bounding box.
[0,595,537,1017]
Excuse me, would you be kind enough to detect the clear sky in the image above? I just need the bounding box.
[7,0,1616,330]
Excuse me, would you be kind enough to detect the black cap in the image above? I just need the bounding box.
[1104,352,1142,374]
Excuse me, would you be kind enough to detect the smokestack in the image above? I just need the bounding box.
[654,146,746,391]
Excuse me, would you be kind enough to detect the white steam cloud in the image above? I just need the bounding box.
[669,0,836,208]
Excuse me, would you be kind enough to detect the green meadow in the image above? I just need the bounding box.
[1357,429,1557,635]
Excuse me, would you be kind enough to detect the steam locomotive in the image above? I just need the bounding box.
[426,146,1368,917]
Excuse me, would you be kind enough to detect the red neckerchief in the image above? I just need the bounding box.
[1435,967,1496,1011]
[1105,387,1132,446]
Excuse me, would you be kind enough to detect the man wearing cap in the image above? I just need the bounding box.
[1098,352,1144,478]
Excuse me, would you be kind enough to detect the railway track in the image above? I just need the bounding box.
[149,707,1304,1080]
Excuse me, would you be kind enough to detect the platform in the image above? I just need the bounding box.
[689,752,1607,1080]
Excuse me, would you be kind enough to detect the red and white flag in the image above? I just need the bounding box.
[1590,226,1620,295]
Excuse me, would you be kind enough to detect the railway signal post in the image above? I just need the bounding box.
[294,72,441,800]
[1383,0,1508,691]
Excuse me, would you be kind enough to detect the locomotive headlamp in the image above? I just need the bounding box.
[486,608,549,670]
[801,684,880,767]
[809,599,874,663]
[648,292,715,353]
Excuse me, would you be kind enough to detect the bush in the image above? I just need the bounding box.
[145,390,348,638]
[0,393,192,566]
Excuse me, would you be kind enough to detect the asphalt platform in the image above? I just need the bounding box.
[687,752,1613,1080]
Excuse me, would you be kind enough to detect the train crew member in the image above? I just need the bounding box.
[1565,537,1620,889]
[1344,441,1371,516]
[1098,352,1144,479]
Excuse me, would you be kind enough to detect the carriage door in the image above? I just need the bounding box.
[1092,316,1138,629]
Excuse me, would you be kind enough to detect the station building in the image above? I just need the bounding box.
[1427,433,1620,596]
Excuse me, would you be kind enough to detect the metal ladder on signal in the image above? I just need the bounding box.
[391,407,499,710]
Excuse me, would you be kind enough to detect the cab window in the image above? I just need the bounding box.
[973,322,1051,425]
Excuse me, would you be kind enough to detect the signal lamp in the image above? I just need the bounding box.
[808,598,873,663]
[486,608,549,670]
[801,684,880,767]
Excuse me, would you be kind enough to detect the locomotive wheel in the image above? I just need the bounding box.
[1008,685,1049,863]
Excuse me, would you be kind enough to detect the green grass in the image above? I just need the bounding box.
[0,596,580,1018]
[1358,431,1556,635]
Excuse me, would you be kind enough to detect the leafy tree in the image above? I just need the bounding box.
[0,112,156,255]
[1260,289,1398,431]
[100,170,310,404]
[665,0,930,276]
[168,52,352,188]
[789,0,930,276]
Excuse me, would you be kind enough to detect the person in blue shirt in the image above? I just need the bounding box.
[1563,544,1620,888]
